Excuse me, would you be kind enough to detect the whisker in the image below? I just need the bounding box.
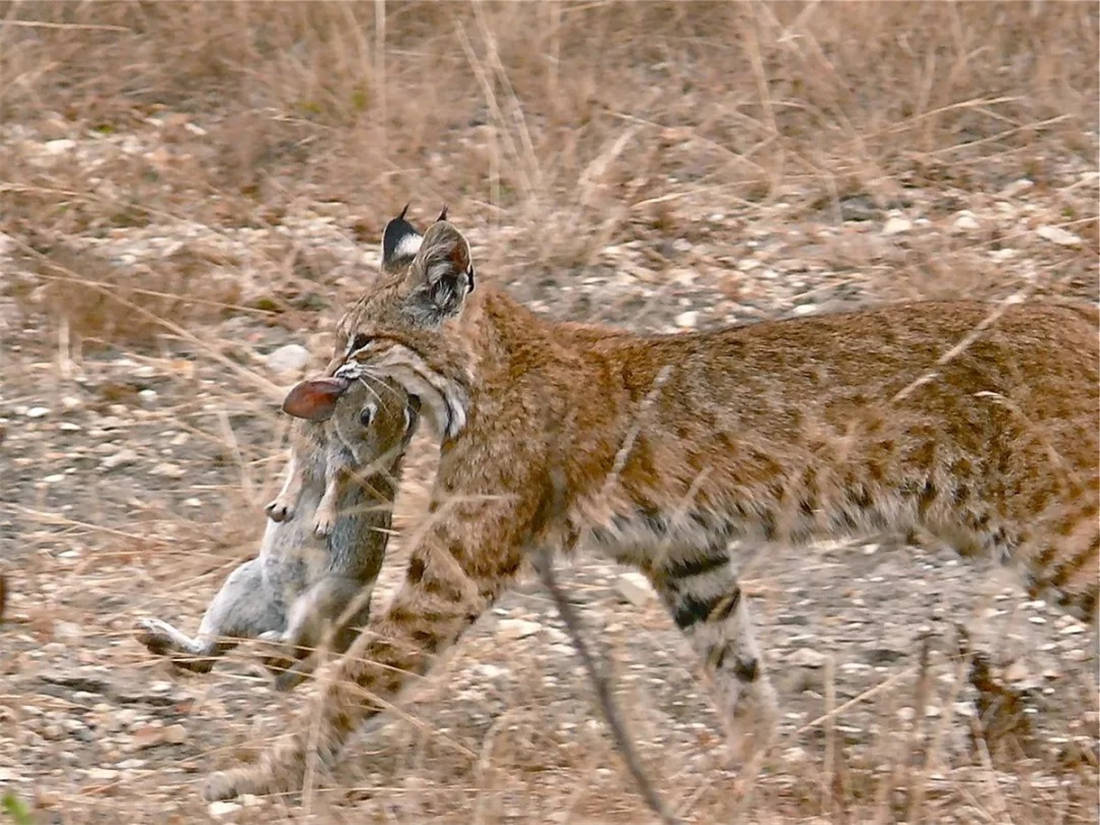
[355,375,384,406]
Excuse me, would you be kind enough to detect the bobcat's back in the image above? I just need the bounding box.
[548,300,1098,620]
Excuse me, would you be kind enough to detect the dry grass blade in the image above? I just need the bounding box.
[533,539,680,825]
[2,2,1096,822]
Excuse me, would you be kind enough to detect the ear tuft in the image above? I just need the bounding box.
[435,204,448,222]
[282,377,350,421]
[381,205,422,273]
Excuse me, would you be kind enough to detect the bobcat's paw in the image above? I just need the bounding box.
[725,680,778,763]
[203,760,304,801]
[265,498,293,523]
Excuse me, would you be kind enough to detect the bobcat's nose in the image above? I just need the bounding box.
[334,362,365,381]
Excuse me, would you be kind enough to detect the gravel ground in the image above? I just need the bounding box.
[1,92,1098,825]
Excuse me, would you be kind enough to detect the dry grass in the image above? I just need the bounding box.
[0,2,1097,824]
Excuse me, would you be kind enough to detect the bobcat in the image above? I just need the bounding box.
[204,209,1098,801]
[138,374,416,688]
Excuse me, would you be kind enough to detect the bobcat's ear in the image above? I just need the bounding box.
[381,204,423,274]
[405,220,475,321]
[282,377,350,422]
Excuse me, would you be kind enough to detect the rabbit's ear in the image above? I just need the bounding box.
[282,377,350,421]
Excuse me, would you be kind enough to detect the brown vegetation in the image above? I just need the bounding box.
[0,2,1096,823]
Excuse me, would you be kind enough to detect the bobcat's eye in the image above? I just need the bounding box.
[359,405,376,428]
[348,333,371,354]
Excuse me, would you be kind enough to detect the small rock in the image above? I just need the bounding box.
[839,195,878,222]
[788,647,827,668]
[208,801,241,818]
[792,304,818,316]
[41,722,64,740]
[54,621,82,641]
[58,422,82,432]
[1036,225,1082,247]
[150,462,185,479]
[265,344,311,377]
[163,723,187,744]
[474,664,508,680]
[497,618,541,640]
[101,448,138,470]
[138,389,158,407]
[26,406,50,418]
[781,746,808,761]
[951,211,980,232]
[882,216,912,236]
[674,311,699,328]
[86,767,119,781]
[999,178,1034,197]
[130,724,166,750]
[614,572,655,607]
[44,138,76,155]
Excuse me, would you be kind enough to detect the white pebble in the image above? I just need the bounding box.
[674,311,698,328]
[208,801,241,818]
[952,211,980,232]
[44,138,76,155]
[101,448,138,469]
[265,343,311,377]
[882,216,912,235]
[1036,225,1082,247]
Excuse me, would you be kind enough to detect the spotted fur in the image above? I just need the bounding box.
[204,211,1098,801]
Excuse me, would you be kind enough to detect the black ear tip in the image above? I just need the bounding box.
[397,203,410,220]
[436,204,448,222]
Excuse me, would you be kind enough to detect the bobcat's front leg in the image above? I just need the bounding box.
[203,502,529,801]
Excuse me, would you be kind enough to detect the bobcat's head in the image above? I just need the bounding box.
[331,206,477,440]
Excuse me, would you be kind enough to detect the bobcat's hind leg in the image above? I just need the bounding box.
[647,542,778,759]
